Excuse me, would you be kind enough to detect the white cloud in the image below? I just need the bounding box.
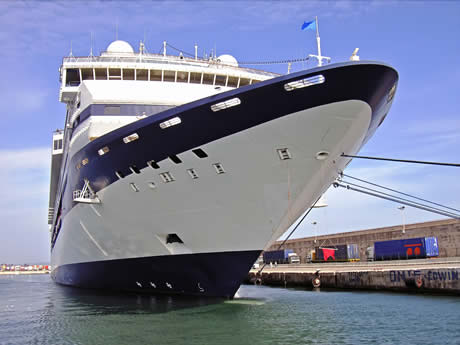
[0,147,50,263]
[0,87,50,114]
[0,1,381,58]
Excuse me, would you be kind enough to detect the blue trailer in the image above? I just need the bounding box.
[374,237,439,261]
[263,249,293,264]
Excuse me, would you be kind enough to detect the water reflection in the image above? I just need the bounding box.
[53,284,227,315]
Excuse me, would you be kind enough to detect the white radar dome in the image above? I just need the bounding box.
[217,54,238,67]
[106,40,134,54]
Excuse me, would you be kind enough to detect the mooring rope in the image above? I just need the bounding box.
[256,195,322,275]
[341,154,460,168]
[333,181,460,220]
[342,173,460,214]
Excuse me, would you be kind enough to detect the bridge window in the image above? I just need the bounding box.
[227,76,238,87]
[177,71,188,83]
[150,69,162,81]
[95,68,107,80]
[136,69,148,81]
[190,72,202,84]
[163,70,175,82]
[215,75,226,86]
[81,69,94,80]
[65,69,80,86]
[239,78,250,87]
[123,69,135,80]
[203,73,214,85]
[109,68,121,80]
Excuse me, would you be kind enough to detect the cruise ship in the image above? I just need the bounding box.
[49,39,398,297]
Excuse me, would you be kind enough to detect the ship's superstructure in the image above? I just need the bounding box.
[49,40,398,297]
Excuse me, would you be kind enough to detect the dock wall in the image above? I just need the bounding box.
[248,264,460,294]
[268,219,460,263]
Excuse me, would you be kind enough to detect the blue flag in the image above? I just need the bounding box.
[301,20,316,31]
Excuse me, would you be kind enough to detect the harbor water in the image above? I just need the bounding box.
[1,274,459,345]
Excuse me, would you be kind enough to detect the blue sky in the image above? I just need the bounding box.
[0,1,459,263]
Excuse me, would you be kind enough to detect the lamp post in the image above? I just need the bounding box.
[312,221,317,243]
[398,206,405,234]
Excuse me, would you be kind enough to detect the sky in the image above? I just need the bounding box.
[0,0,459,263]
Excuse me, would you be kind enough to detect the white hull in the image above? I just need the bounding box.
[52,100,371,266]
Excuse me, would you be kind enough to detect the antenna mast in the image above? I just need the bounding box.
[315,16,321,65]
[308,16,331,67]
[90,32,93,57]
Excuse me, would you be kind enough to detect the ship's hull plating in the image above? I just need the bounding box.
[51,250,260,298]
[51,62,398,297]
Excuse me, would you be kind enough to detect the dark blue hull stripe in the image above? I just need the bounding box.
[52,62,398,247]
[52,250,261,298]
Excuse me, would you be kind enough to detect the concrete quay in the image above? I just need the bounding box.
[0,271,50,275]
[247,258,460,294]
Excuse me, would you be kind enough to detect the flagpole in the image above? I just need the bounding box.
[315,16,322,67]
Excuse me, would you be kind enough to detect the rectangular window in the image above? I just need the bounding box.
[81,68,94,80]
[147,160,160,169]
[187,169,199,179]
[159,172,175,183]
[108,68,121,80]
[210,98,241,112]
[284,75,325,91]
[190,72,202,84]
[123,133,139,143]
[227,76,238,87]
[123,69,135,80]
[192,148,208,159]
[215,75,226,86]
[202,73,214,85]
[213,163,225,174]
[176,71,188,83]
[136,69,148,81]
[163,70,175,82]
[65,69,80,86]
[95,68,107,80]
[239,78,250,87]
[159,117,181,129]
[169,155,182,164]
[150,70,162,81]
[98,146,109,156]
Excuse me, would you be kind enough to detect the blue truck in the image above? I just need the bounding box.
[374,237,439,261]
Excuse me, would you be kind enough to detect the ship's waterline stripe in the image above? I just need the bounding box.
[79,220,108,256]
